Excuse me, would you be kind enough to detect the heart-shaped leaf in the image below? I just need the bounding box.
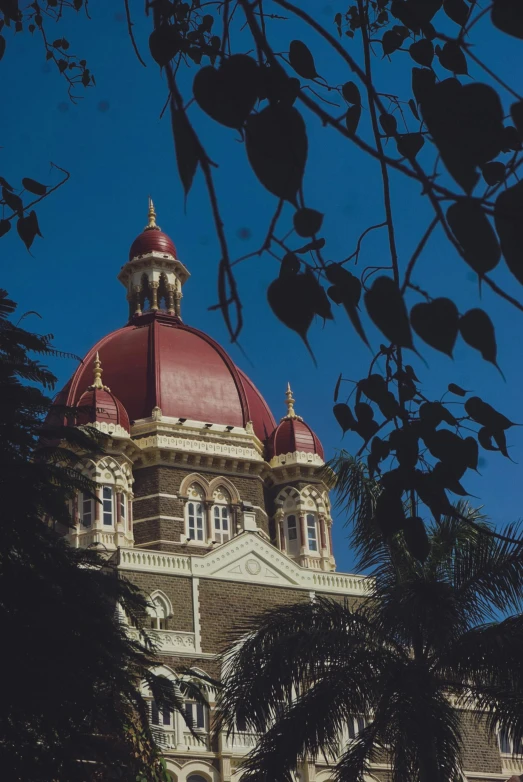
[448,383,468,397]
[333,403,356,433]
[280,252,300,278]
[382,29,404,56]
[2,187,22,214]
[327,267,368,346]
[481,162,505,186]
[267,273,316,361]
[397,133,424,159]
[246,104,307,204]
[193,55,260,129]
[409,39,434,66]
[443,0,469,26]
[342,81,361,105]
[289,40,318,79]
[495,179,523,285]
[410,298,459,356]
[171,104,199,197]
[0,219,11,237]
[380,113,397,136]
[364,276,413,349]
[403,516,430,561]
[345,104,362,135]
[446,199,501,276]
[459,308,503,377]
[17,210,42,251]
[412,67,436,105]
[149,24,180,67]
[511,100,523,138]
[465,397,517,430]
[293,208,323,237]
[437,41,468,74]
[492,0,523,39]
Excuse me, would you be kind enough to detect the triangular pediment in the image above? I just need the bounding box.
[190,532,304,587]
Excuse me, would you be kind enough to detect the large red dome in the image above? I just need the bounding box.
[129,228,177,261]
[60,312,276,442]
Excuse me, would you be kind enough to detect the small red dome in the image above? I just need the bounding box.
[76,386,130,434]
[129,228,177,261]
[268,417,324,460]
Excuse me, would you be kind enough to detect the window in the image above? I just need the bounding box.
[102,486,114,526]
[185,701,206,731]
[213,504,230,544]
[287,514,297,541]
[306,513,318,552]
[499,729,523,755]
[236,714,248,732]
[151,700,172,727]
[148,594,169,630]
[120,493,126,524]
[187,501,205,541]
[81,493,93,527]
[348,715,366,740]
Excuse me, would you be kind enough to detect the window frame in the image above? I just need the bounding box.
[80,492,93,527]
[499,728,523,755]
[102,485,114,527]
[213,502,231,544]
[306,513,319,553]
[186,500,205,542]
[286,514,298,542]
[184,701,207,732]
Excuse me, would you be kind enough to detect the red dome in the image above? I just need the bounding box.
[59,312,276,442]
[129,228,177,261]
[76,387,130,434]
[268,417,324,460]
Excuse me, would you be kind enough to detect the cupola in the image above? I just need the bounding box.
[267,384,324,465]
[76,353,130,438]
[118,198,190,320]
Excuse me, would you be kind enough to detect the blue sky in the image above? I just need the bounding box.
[2,3,522,573]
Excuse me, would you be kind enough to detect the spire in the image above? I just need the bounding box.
[87,352,110,392]
[283,382,302,421]
[145,196,160,231]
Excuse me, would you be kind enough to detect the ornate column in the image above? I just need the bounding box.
[72,493,78,527]
[94,486,101,525]
[116,491,122,526]
[299,513,307,554]
[276,509,285,552]
[174,289,182,317]
[150,280,159,311]
[133,284,142,315]
[319,513,327,551]
[327,519,334,554]
[167,284,176,315]
[205,500,213,543]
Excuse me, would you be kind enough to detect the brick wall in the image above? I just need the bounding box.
[121,571,194,632]
[199,579,309,654]
[459,711,502,774]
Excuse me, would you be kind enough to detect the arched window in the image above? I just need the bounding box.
[185,701,207,731]
[151,699,172,727]
[147,593,170,630]
[306,513,318,552]
[286,514,298,555]
[186,484,205,542]
[212,487,232,544]
[102,486,114,526]
[80,492,93,527]
[348,715,366,740]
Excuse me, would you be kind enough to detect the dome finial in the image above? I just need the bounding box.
[145,196,160,231]
[284,382,298,419]
[88,352,110,392]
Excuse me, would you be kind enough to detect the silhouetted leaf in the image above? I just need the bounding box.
[345,104,362,135]
[495,179,523,285]
[412,67,436,105]
[403,516,430,561]
[304,269,333,322]
[432,461,468,496]
[409,98,420,120]
[481,161,505,186]
[448,383,468,396]
[342,81,361,105]
[295,238,325,254]
[171,105,199,196]
[327,266,368,346]
[21,178,47,196]
[420,401,458,428]
[463,436,479,470]
[465,396,517,430]
[446,199,501,276]
[409,39,434,66]
[437,41,468,74]
[397,133,424,159]
[382,29,404,55]
[333,403,356,433]
[17,210,42,251]
[193,55,259,128]
[289,40,318,79]
[374,489,406,537]
[365,277,413,349]
[246,104,307,204]
[280,252,300,278]
[259,62,300,106]
[0,35,5,61]
[492,428,510,458]
[443,0,469,26]
[0,219,11,237]
[293,208,323,237]
[459,308,503,377]
[389,426,419,467]
[478,427,498,452]
[414,470,456,521]
[267,273,316,361]
[410,298,459,356]
[380,113,397,136]
[149,24,180,67]
[511,100,523,139]
[0,177,13,191]
[491,0,523,39]
[2,187,22,214]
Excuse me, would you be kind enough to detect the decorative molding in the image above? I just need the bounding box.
[85,420,130,439]
[128,627,196,654]
[118,532,370,596]
[192,577,202,654]
[133,493,178,502]
[269,451,324,468]
[132,515,184,524]
[133,433,264,463]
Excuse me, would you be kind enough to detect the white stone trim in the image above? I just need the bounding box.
[119,532,370,596]
[192,577,202,654]
[133,493,178,502]
[133,433,263,462]
[129,627,196,654]
[132,515,184,524]
[86,421,130,439]
[269,451,324,467]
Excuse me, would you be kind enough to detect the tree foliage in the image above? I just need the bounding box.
[217,500,523,781]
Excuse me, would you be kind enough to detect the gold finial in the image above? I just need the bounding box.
[88,352,110,392]
[284,382,302,420]
[145,196,160,231]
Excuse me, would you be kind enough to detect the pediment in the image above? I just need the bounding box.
[190,532,304,587]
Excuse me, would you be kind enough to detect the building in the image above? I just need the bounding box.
[55,201,521,782]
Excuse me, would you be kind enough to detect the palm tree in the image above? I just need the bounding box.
[217,456,523,782]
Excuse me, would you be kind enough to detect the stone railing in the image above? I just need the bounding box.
[128,627,196,654]
[119,548,191,574]
[223,732,259,754]
[501,754,523,775]
[182,730,210,751]
[310,571,371,595]
[152,727,177,750]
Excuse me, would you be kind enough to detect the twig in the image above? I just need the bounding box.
[401,216,439,295]
[124,0,147,67]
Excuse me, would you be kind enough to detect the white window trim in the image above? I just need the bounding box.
[186,499,206,544]
[305,513,319,555]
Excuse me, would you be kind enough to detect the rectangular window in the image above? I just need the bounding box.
[185,702,205,730]
[214,505,230,544]
[499,730,523,755]
[348,715,366,740]
[307,514,318,552]
[187,502,204,541]
[151,700,160,726]
[120,493,126,523]
[103,486,113,526]
[287,515,297,541]
[81,494,92,527]
[236,714,248,733]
